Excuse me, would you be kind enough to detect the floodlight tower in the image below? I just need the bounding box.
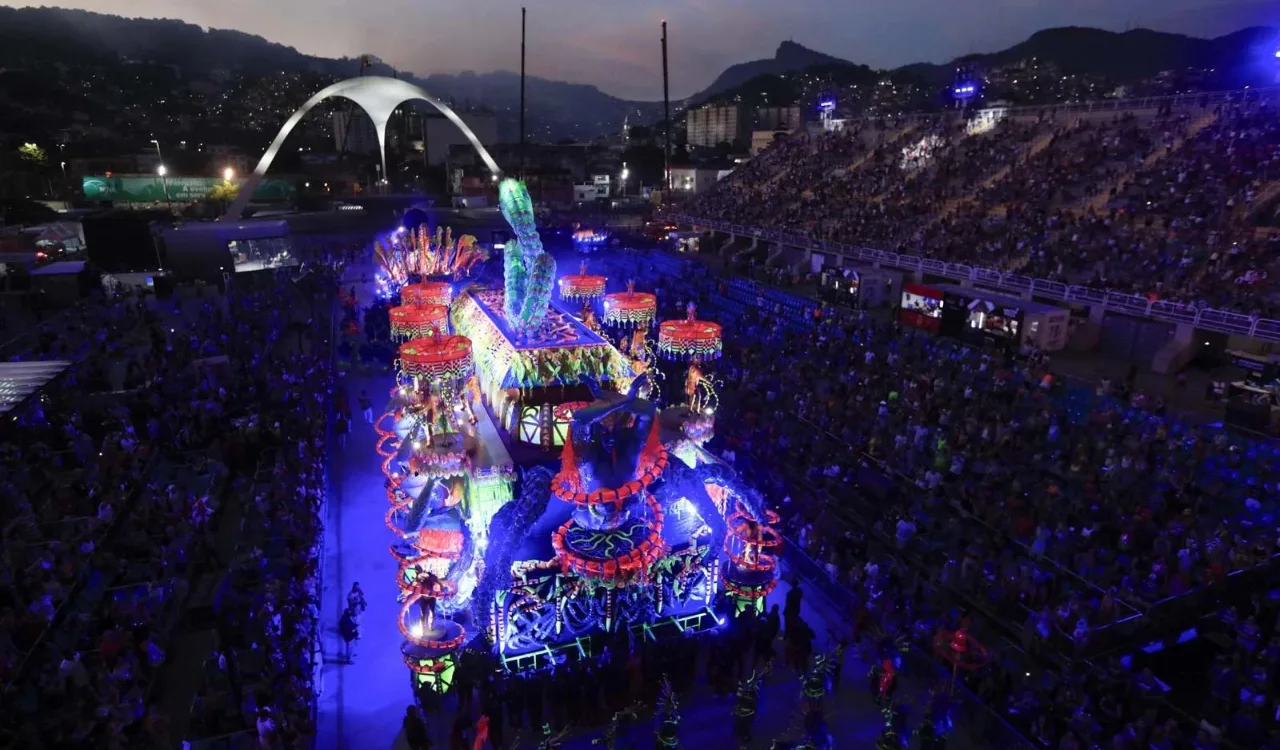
[662,20,671,197]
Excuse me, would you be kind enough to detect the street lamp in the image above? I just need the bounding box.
[157,164,172,211]
[150,139,163,169]
[620,163,629,197]
[223,167,234,182]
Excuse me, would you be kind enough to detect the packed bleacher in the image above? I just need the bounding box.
[0,264,339,749]
[686,95,1280,318]
[620,247,1279,750]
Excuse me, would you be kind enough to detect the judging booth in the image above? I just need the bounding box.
[935,284,1069,351]
[900,283,1070,351]
[820,265,901,309]
[900,283,944,333]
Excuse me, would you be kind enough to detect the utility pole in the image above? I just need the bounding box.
[520,6,527,180]
[661,20,671,197]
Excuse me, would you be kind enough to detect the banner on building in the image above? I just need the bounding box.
[82,175,297,203]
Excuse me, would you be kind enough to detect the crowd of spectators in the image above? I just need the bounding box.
[686,96,1280,317]
[189,344,333,748]
[624,249,1279,749]
[0,261,340,749]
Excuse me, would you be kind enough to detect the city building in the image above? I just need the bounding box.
[755,106,802,131]
[686,104,746,148]
[332,110,381,155]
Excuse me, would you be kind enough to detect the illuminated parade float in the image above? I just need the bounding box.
[372,178,780,685]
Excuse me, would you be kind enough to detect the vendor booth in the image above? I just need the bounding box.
[937,284,1068,351]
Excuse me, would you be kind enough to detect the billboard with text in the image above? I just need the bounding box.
[82,175,296,203]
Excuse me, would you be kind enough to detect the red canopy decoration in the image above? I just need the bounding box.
[658,303,722,361]
[390,304,450,339]
[558,262,608,302]
[603,281,657,327]
[398,335,474,382]
[402,281,453,307]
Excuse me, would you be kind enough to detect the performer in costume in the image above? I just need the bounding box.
[732,665,769,747]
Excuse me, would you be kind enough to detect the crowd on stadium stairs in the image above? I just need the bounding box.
[689,98,1280,317]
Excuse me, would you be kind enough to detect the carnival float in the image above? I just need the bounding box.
[372,178,780,686]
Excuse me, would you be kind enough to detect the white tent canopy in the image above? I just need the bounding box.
[0,360,70,414]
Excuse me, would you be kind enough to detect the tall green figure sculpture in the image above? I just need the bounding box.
[498,178,556,339]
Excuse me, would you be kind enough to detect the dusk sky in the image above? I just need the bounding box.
[10,1,1277,99]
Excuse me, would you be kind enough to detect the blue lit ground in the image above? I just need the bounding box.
[317,266,993,749]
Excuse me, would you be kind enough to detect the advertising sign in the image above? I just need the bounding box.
[83,175,297,202]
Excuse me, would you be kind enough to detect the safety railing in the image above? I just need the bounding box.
[665,213,1280,341]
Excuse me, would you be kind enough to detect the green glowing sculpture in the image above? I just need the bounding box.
[499,178,556,338]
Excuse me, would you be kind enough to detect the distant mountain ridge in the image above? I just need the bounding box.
[695,25,1279,106]
[0,5,665,142]
[903,25,1279,86]
[1,6,1277,141]
[693,41,857,101]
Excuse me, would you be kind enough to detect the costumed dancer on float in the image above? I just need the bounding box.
[732,663,770,748]
[417,570,442,633]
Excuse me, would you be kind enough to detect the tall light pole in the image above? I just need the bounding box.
[150,139,163,169]
[661,20,671,198]
[157,164,172,212]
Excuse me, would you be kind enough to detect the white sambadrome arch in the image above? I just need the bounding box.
[224,76,501,219]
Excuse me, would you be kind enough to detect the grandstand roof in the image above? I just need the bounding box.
[0,360,70,414]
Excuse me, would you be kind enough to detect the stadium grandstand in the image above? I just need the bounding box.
[673,88,1280,361]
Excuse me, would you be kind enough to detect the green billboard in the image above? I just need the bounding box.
[82,175,297,202]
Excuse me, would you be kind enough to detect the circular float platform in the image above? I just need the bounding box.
[721,561,779,600]
[552,495,667,583]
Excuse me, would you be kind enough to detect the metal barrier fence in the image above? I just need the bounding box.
[308,279,341,747]
[669,212,1280,341]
